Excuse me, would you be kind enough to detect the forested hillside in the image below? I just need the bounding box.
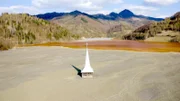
[123,12,180,42]
[0,13,80,50]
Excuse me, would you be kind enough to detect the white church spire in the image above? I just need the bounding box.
[81,43,94,73]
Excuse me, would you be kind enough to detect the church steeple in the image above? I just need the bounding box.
[81,43,94,78]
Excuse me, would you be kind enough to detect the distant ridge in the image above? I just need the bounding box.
[36,9,164,21]
[119,9,134,18]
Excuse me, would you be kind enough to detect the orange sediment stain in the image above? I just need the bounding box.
[17,40,180,52]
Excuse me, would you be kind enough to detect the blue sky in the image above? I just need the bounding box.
[0,0,179,18]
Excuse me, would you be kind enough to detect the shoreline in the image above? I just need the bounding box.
[16,40,180,52]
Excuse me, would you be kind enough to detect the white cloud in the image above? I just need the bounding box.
[109,0,123,4]
[0,5,41,15]
[72,0,102,11]
[0,0,123,15]
[32,0,123,12]
[144,0,179,6]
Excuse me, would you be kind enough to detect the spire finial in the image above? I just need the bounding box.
[86,42,88,48]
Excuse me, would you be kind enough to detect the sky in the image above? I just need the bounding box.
[0,0,179,18]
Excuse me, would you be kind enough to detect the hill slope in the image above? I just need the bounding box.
[123,12,180,42]
[0,13,79,50]
[51,14,154,38]
[46,10,160,38]
[51,15,108,37]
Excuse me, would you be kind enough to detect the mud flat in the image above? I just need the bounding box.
[20,40,180,52]
[0,46,180,101]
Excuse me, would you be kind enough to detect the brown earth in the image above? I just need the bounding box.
[0,46,180,101]
[19,40,180,52]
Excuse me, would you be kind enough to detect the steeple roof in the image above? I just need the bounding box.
[81,43,94,73]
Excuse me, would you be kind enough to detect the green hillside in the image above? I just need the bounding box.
[0,13,80,50]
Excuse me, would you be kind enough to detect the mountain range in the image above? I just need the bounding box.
[36,9,163,21]
[36,9,164,37]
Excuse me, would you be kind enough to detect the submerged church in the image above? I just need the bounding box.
[81,43,94,78]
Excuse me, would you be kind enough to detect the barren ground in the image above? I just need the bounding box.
[0,46,180,101]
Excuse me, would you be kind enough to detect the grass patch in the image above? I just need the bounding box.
[81,17,88,23]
